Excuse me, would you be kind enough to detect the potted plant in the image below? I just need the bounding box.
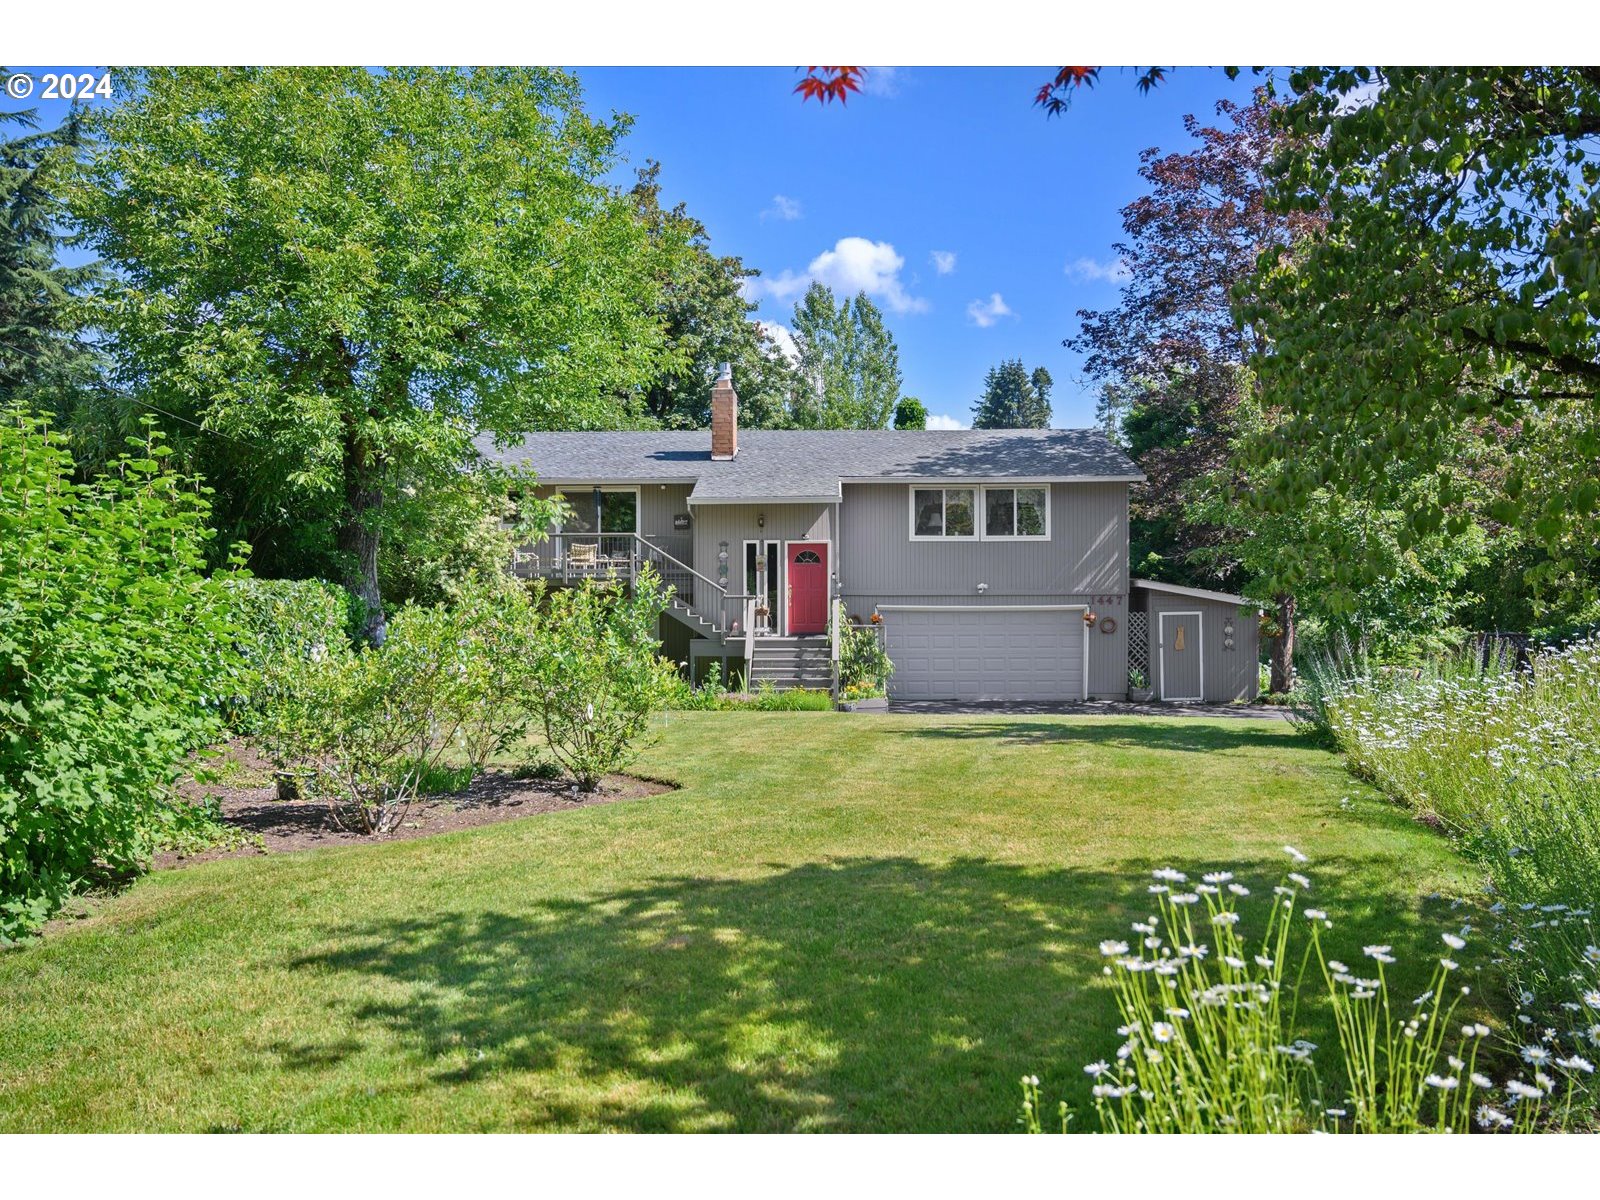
[1127,667,1153,703]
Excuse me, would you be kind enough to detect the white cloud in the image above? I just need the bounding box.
[926,413,967,431]
[757,320,800,365]
[859,67,902,98]
[750,237,929,315]
[1065,256,1132,284]
[930,250,957,275]
[760,194,803,222]
[966,292,1015,328]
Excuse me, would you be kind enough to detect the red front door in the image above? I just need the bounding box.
[786,543,828,634]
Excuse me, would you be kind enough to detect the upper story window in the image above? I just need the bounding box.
[912,487,977,539]
[909,484,1049,542]
[558,488,638,534]
[984,487,1049,539]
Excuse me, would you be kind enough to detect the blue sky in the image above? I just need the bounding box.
[16,64,1259,429]
[575,67,1260,428]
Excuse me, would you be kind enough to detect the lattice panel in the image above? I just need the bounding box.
[1127,612,1149,676]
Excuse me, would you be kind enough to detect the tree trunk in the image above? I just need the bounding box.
[339,430,386,645]
[1270,593,1296,694]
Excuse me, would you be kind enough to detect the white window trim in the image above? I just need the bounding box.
[908,485,980,542]
[555,484,641,536]
[743,538,783,634]
[981,484,1052,542]
[907,484,1051,543]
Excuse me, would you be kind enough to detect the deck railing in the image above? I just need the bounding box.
[511,531,753,637]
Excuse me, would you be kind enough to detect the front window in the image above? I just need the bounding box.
[985,486,1048,538]
[913,487,977,539]
[912,484,1048,541]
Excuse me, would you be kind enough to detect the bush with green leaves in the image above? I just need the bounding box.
[837,607,892,698]
[449,577,540,772]
[517,570,677,790]
[1,409,240,940]
[278,601,482,834]
[221,576,357,796]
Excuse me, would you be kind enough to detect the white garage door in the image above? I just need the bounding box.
[883,608,1086,701]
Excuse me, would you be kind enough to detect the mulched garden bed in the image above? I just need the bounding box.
[156,741,675,870]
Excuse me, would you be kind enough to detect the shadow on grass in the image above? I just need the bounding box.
[888,719,1308,755]
[288,854,1465,1132]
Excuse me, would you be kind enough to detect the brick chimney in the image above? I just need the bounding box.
[710,362,738,460]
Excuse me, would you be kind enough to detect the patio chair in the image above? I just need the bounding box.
[564,540,599,581]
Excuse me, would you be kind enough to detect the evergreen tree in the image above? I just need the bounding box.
[972,359,1051,428]
[0,71,98,411]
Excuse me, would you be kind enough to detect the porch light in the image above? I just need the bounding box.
[717,541,729,585]
[757,512,765,530]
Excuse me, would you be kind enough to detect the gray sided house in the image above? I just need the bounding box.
[474,367,1260,703]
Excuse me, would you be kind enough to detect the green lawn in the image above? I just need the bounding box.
[0,712,1475,1132]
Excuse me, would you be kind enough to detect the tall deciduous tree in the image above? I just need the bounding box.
[626,162,798,430]
[972,359,1052,428]
[1068,93,1323,686]
[1240,67,1600,615]
[789,282,901,428]
[893,395,928,429]
[1070,95,1321,582]
[0,71,98,412]
[74,67,674,642]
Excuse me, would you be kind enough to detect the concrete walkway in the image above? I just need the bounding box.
[886,699,1293,720]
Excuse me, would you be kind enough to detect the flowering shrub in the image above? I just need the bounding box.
[1301,634,1600,1106]
[1024,849,1595,1133]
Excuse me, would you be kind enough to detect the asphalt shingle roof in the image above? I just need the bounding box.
[472,428,1142,503]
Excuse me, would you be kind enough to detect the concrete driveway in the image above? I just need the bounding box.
[886,699,1293,720]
